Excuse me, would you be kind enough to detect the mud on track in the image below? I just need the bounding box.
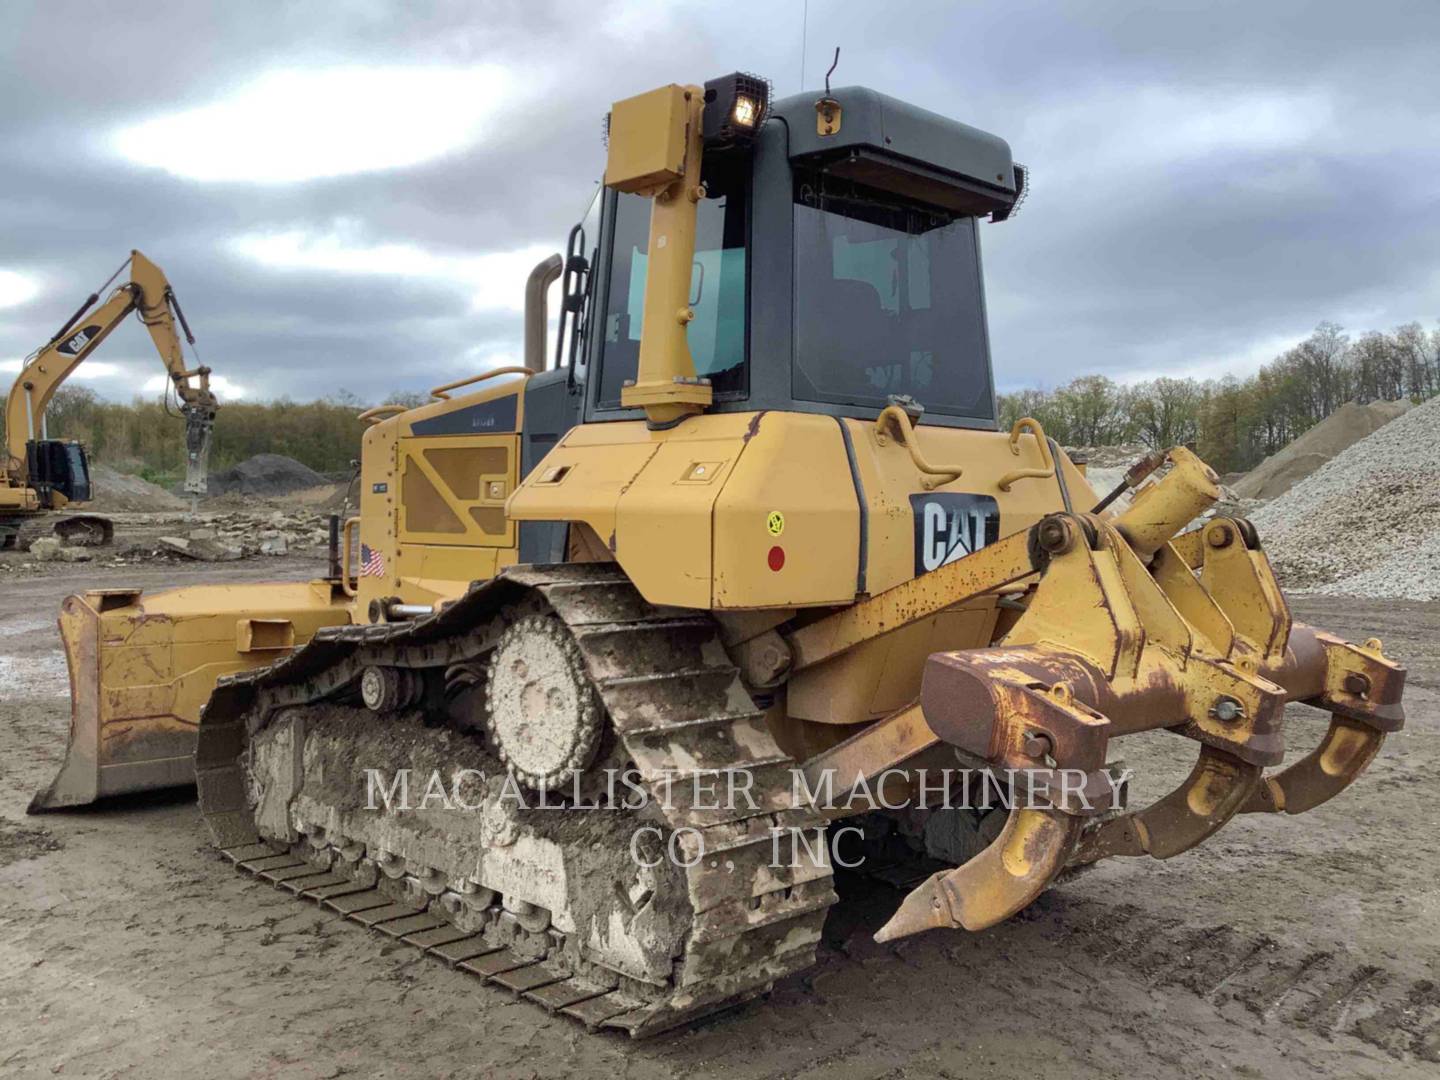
[1,560,1437,1079]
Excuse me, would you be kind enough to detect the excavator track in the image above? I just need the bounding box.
[195,563,837,1037]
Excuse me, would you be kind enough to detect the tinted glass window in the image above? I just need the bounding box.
[792,172,994,419]
[597,178,748,408]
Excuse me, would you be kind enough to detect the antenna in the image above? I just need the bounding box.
[824,46,840,95]
[800,0,808,91]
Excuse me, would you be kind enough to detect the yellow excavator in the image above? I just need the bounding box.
[33,74,1405,1036]
[1,250,218,547]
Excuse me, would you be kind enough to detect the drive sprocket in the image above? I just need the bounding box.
[484,613,603,791]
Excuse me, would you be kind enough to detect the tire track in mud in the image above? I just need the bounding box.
[1045,899,1440,1063]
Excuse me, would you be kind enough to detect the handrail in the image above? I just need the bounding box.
[339,516,360,597]
[356,404,408,425]
[429,366,532,401]
[875,405,963,490]
[997,416,1056,491]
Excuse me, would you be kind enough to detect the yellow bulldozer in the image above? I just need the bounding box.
[32,74,1406,1036]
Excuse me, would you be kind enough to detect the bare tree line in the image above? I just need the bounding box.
[7,319,1438,484]
[999,321,1440,474]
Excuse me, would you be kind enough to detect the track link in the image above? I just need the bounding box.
[196,563,837,1036]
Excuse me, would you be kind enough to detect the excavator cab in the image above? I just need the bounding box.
[26,439,93,506]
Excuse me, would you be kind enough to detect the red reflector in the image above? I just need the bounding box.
[767,545,785,571]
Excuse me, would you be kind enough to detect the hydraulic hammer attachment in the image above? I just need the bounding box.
[182,403,215,497]
[797,448,1406,943]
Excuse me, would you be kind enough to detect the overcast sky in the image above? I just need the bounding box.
[2,0,1437,405]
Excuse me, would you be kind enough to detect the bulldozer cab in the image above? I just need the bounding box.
[564,86,1021,431]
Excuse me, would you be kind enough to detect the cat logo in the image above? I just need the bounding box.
[55,325,100,357]
[910,492,1000,575]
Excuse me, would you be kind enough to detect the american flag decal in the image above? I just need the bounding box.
[359,542,385,577]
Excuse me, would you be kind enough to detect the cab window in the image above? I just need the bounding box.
[597,172,748,408]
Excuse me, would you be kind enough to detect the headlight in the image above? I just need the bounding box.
[702,72,770,149]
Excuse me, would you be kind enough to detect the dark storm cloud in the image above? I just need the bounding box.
[1,0,1437,405]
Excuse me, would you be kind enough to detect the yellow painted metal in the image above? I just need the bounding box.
[995,418,1056,492]
[1112,446,1220,558]
[604,84,690,195]
[711,413,858,607]
[429,367,532,401]
[815,96,842,136]
[510,411,1101,616]
[356,378,525,614]
[610,84,713,425]
[1198,518,1292,662]
[799,702,939,818]
[874,809,1083,940]
[787,600,998,724]
[396,435,517,546]
[785,528,1034,671]
[30,581,352,811]
[509,418,657,550]
[838,417,1094,596]
[874,405,964,488]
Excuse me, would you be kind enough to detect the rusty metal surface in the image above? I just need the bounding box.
[785,528,1037,671]
[798,703,939,818]
[856,486,1409,944]
[1244,714,1387,816]
[1073,745,1261,863]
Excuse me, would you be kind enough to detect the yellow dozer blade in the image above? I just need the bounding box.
[29,582,352,812]
[795,448,1405,941]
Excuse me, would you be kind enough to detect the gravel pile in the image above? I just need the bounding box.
[206,454,328,497]
[1233,399,1412,500]
[1250,395,1440,600]
[87,465,187,511]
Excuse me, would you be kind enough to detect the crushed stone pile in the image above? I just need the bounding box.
[1066,443,1152,470]
[1234,399,1413,500]
[160,509,334,560]
[206,453,328,497]
[1250,395,1440,601]
[86,465,187,511]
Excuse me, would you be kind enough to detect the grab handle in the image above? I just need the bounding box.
[997,417,1055,492]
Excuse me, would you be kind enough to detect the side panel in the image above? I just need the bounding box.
[711,413,860,608]
[358,380,526,612]
[509,410,1098,615]
[840,417,1097,596]
[614,434,746,609]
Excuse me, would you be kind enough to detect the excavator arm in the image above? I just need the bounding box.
[4,250,219,496]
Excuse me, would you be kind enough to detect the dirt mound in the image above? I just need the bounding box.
[1250,395,1440,600]
[282,481,354,515]
[1234,400,1412,500]
[207,454,328,497]
[86,464,187,511]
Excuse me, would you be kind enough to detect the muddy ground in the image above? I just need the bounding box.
[1,556,1437,1079]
